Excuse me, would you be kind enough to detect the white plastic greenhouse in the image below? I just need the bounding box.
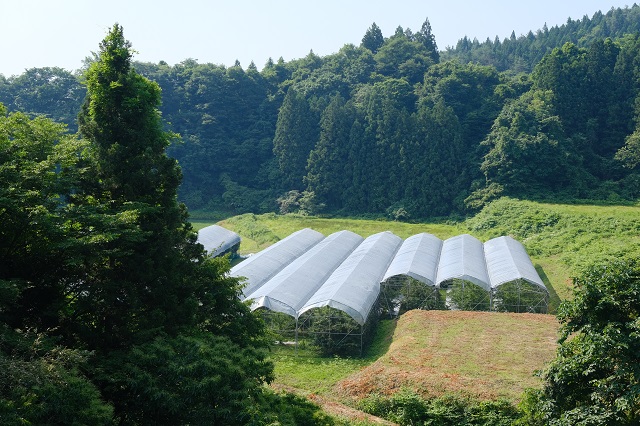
[380,233,444,313]
[484,236,549,312]
[484,236,545,289]
[245,230,364,317]
[232,228,549,355]
[299,231,402,326]
[197,225,242,258]
[382,233,443,286]
[230,228,324,298]
[435,234,491,291]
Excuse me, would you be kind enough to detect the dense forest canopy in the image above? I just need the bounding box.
[2,5,640,220]
[3,6,640,424]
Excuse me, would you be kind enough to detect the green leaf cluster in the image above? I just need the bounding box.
[522,258,640,424]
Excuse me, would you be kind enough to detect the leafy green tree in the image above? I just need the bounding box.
[532,41,628,181]
[524,258,640,425]
[361,22,384,53]
[616,130,640,168]
[75,24,272,423]
[0,105,81,331]
[405,99,465,217]
[0,329,113,425]
[479,90,581,197]
[0,103,113,425]
[420,61,503,160]
[374,35,434,84]
[0,67,85,131]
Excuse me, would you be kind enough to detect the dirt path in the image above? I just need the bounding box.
[271,384,398,425]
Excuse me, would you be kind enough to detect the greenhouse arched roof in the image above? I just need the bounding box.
[299,231,403,325]
[230,227,546,322]
[245,230,364,318]
[231,228,325,298]
[435,234,490,291]
[382,233,442,287]
[484,236,546,291]
[197,225,241,257]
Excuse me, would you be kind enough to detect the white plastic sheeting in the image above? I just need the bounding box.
[245,231,364,317]
[233,227,547,325]
[382,233,443,287]
[299,231,403,325]
[197,225,241,257]
[231,228,325,298]
[435,234,491,291]
[484,236,546,290]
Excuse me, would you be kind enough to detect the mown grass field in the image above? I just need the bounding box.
[192,197,640,415]
[335,311,558,403]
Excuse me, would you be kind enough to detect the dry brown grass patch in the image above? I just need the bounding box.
[336,310,558,402]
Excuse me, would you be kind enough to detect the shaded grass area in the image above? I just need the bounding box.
[269,320,397,396]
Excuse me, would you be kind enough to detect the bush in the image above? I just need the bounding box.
[358,390,521,425]
[248,390,335,426]
[0,329,113,425]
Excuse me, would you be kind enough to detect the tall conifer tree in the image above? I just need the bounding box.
[75,24,272,423]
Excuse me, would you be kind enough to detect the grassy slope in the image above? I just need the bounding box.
[215,198,640,309]
[219,212,463,253]
[336,311,558,403]
[194,198,640,406]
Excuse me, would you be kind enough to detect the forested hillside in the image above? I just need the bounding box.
[2,5,640,220]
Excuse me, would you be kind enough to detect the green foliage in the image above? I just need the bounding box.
[1,25,277,425]
[273,87,319,189]
[616,130,640,168]
[358,390,521,425]
[446,279,491,311]
[249,390,335,426]
[6,7,640,218]
[93,333,273,425]
[524,258,640,424]
[0,67,85,131]
[492,280,548,313]
[443,5,640,73]
[361,22,384,54]
[0,329,113,426]
[0,103,116,424]
[374,33,435,84]
[304,94,353,211]
[221,173,277,213]
[301,307,367,357]
[480,90,580,196]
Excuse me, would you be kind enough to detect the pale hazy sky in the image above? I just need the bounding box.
[0,1,633,77]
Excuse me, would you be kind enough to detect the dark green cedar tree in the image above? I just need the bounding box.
[75,24,272,424]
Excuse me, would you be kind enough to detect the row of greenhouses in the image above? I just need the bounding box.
[229,229,548,355]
